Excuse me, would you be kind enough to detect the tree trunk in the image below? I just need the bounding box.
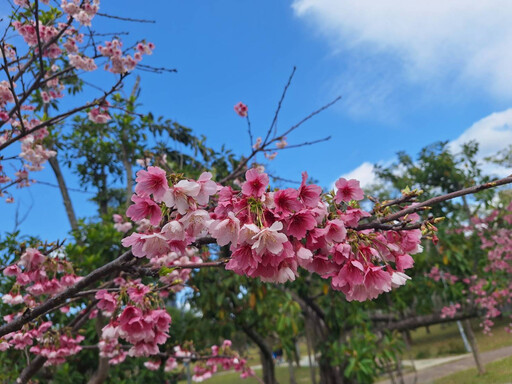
[286,289,344,384]
[48,155,79,232]
[304,308,343,384]
[88,313,111,384]
[293,338,300,367]
[98,167,108,216]
[288,359,296,384]
[305,325,317,384]
[462,319,485,375]
[318,358,343,384]
[119,76,140,207]
[241,325,277,384]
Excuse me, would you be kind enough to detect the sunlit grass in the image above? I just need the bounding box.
[408,318,512,359]
[434,355,512,384]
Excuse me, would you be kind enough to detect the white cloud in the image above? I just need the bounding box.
[449,108,512,177]
[338,109,512,186]
[292,0,512,99]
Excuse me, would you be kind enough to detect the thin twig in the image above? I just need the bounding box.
[266,66,296,142]
[96,12,156,24]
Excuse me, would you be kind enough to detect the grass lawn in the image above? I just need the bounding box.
[178,318,512,384]
[409,318,512,359]
[434,355,512,384]
[179,366,317,384]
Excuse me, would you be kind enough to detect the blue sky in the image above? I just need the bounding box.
[2,0,512,241]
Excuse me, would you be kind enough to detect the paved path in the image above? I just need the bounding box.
[379,345,512,384]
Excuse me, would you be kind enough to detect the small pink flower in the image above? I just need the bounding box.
[96,290,118,312]
[140,232,170,258]
[276,136,288,149]
[127,284,150,304]
[3,265,20,276]
[162,180,201,214]
[135,166,169,202]
[273,188,302,216]
[324,219,347,243]
[196,172,218,205]
[234,102,248,117]
[287,210,316,240]
[164,357,178,372]
[209,212,240,246]
[126,195,162,226]
[241,169,269,198]
[19,248,46,270]
[334,178,364,203]
[299,172,322,208]
[251,221,288,255]
[144,360,161,371]
[331,260,365,289]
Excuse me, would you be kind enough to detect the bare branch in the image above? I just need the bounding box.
[358,175,512,230]
[265,66,296,142]
[96,12,156,24]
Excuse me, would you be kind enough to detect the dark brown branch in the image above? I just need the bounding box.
[0,75,126,151]
[377,310,477,332]
[135,63,177,73]
[126,260,227,278]
[370,193,420,215]
[358,176,512,230]
[96,12,156,23]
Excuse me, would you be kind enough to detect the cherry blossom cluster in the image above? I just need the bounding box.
[121,166,423,302]
[430,203,512,334]
[113,213,133,233]
[440,303,461,319]
[40,65,67,104]
[0,316,84,366]
[192,340,254,381]
[2,247,80,302]
[98,40,154,74]
[142,340,254,381]
[1,247,83,358]
[61,0,99,26]
[96,278,172,359]
[426,266,458,284]
[88,102,112,124]
[11,21,59,54]
[1,0,154,202]
[0,321,82,366]
[1,124,56,202]
[234,102,248,117]
[19,128,57,171]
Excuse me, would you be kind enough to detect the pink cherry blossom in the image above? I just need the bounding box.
[241,169,268,198]
[162,179,201,214]
[334,178,364,203]
[251,221,288,255]
[144,360,161,370]
[135,166,169,202]
[95,290,118,312]
[234,102,248,117]
[126,195,162,226]
[209,212,241,247]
